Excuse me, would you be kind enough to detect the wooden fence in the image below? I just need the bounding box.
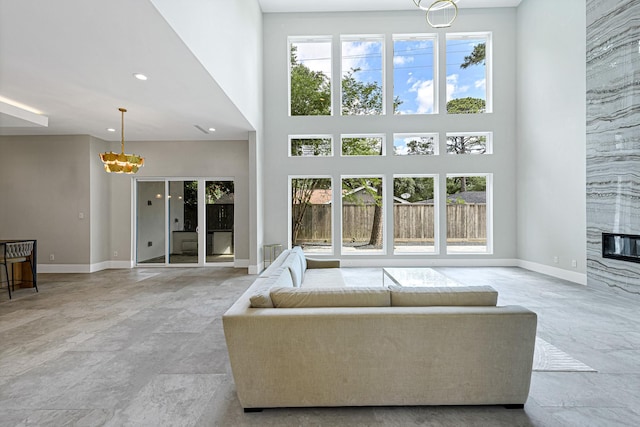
[293,204,486,243]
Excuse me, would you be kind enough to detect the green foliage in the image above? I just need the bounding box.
[446,176,486,196]
[206,181,234,204]
[290,138,332,156]
[446,134,487,154]
[396,137,435,155]
[341,68,383,115]
[460,43,486,69]
[342,137,382,156]
[446,97,486,114]
[393,177,434,202]
[342,178,382,207]
[290,46,331,116]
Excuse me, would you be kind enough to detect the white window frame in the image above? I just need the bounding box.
[392,174,440,255]
[288,134,334,157]
[445,173,493,255]
[288,36,333,117]
[445,131,493,155]
[340,34,386,116]
[445,32,493,114]
[340,175,386,256]
[340,133,386,157]
[392,33,439,115]
[288,175,335,255]
[393,132,440,156]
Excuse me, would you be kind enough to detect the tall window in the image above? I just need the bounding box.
[291,177,333,254]
[446,33,491,114]
[394,133,438,156]
[290,135,332,157]
[446,174,491,254]
[393,35,437,115]
[342,176,384,254]
[289,37,332,116]
[394,175,437,254]
[341,36,384,115]
[342,135,384,156]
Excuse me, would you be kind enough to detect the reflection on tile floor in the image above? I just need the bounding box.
[1,266,639,426]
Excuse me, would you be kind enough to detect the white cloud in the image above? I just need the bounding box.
[475,78,486,89]
[393,55,414,66]
[409,79,434,114]
[295,42,332,76]
[342,40,379,76]
[446,73,470,101]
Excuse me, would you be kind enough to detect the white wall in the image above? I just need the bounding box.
[150,0,263,130]
[263,9,518,265]
[0,135,92,267]
[516,0,587,282]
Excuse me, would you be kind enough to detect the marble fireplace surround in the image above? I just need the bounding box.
[586,0,640,294]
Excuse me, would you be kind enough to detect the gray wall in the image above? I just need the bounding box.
[263,9,518,265]
[586,0,640,292]
[0,135,92,267]
[107,139,251,266]
[0,135,250,270]
[89,136,111,265]
[516,0,587,282]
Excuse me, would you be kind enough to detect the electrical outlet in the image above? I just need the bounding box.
[49,254,55,261]
[148,241,152,247]
[113,251,118,258]
[571,259,577,268]
[553,256,559,264]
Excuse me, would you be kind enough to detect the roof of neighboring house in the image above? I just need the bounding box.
[308,189,332,204]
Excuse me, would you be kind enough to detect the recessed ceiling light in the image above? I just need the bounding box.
[133,73,148,81]
[106,128,116,132]
[208,128,216,132]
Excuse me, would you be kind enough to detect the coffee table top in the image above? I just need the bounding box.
[382,267,462,287]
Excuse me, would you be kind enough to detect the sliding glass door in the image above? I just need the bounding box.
[136,178,234,266]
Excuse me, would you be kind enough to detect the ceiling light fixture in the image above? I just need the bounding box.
[413,0,459,28]
[99,108,145,174]
[133,73,148,81]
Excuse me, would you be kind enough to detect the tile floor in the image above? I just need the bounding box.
[0,266,639,426]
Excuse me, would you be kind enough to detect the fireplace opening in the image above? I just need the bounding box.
[602,233,640,264]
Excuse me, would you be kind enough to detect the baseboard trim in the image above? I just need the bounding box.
[518,260,587,285]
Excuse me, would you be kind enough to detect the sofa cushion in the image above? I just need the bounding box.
[249,268,295,308]
[260,249,291,277]
[301,268,346,288]
[389,285,498,307]
[291,246,307,271]
[282,252,304,287]
[270,287,390,308]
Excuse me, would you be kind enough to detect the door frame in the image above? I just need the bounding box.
[134,177,235,267]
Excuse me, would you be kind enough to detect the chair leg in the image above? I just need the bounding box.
[3,263,10,300]
[28,258,38,293]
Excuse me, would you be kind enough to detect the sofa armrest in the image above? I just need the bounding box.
[306,258,340,269]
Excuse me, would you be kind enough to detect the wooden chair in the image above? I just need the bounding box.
[1,240,38,300]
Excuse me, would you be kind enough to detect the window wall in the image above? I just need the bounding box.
[266,9,516,263]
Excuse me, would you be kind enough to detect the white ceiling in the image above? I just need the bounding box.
[0,0,521,142]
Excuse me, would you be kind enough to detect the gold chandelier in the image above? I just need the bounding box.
[99,107,144,174]
[413,0,459,29]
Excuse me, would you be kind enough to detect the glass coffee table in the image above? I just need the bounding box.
[382,267,462,287]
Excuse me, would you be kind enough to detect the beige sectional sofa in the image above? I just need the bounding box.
[223,248,538,412]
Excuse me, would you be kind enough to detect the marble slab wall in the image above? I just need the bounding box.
[586,0,640,293]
